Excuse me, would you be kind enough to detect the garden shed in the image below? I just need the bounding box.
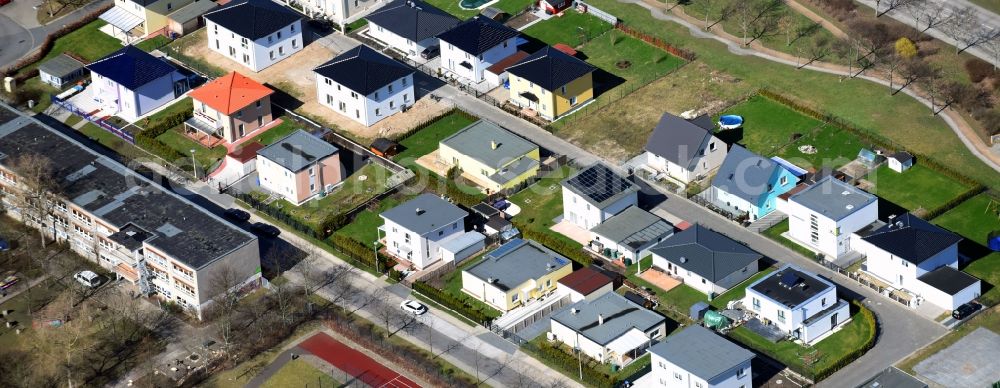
[38,54,87,89]
[168,0,218,36]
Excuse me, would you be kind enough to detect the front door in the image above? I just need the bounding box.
[831,312,839,327]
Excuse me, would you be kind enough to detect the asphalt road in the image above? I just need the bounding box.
[0,13,35,68]
[0,0,111,69]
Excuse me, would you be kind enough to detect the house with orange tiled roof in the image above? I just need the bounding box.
[186,71,275,144]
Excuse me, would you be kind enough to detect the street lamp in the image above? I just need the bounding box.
[190,149,198,180]
[575,333,583,380]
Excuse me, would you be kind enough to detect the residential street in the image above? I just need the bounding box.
[0,0,112,68]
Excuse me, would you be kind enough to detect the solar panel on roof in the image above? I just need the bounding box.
[489,238,523,259]
[780,271,801,287]
[569,165,632,203]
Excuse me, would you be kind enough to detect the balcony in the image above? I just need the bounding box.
[185,115,221,137]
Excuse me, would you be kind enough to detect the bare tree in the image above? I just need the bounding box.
[8,154,59,248]
[800,36,832,68]
[207,265,245,360]
[882,52,906,92]
[727,0,785,47]
[905,0,951,32]
[896,59,937,94]
[874,0,918,17]
[983,37,1000,70]
[943,7,1000,53]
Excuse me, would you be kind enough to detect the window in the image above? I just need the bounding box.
[404,233,411,243]
[374,91,379,99]
[326,94,334,104]
[389,100,395,109]
[325,78,332,85]
[292,39,298,49]
[512,293,519,302]
[268,36,273,43]
[780,175,788,185]
[351,92,358,99]
[278,46,284,55]
[309,167,315,176]
[291,23,295,32]
[277,31,282,39]
[710,142,717,151]
[821,298,827,307]
[777,310,786,322]
[546,279,551,288]
[752,298,761,310]
[737,368,747,378]
[561,85,566,94]
[403,93,410,102]
[256,100,262,108]
[388,84,393,93]
[701,278,706,284]
[438,230,444,236]
[269,51,275,60]
[452,222,457,229]
[375,108,381,116]
[673,372,682,380]
[402,77,408,86]
[216,40,220,49]
[503,40,509,48]
[695,383,703,388]
[310,183,315,192]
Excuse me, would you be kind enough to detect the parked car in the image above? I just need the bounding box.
[952,302,982,320]
[420,45,440,59]
[399,299,427,315]
[73,270,101,288]
[1,271,18,290]
[250,222,280,237]
[223,208,251,222]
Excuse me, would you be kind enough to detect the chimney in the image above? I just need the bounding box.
[571,308,578,315]
[490,140,498,150]
[598,314,604,325]
[416,208,424,216]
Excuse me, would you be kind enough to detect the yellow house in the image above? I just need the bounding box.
[105,0,196,38]
[438,120,540,193]
[507,46,596,121]
[461,239,573,312]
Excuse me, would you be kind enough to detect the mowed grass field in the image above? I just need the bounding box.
[865,165,972,213]
[931,194,1000,306]
[521,11,613,47]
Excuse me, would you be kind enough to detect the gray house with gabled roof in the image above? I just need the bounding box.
[649,224,761,296]
[641,112,727,185]
[637,325,754,388]
[549,292,666,366]
[379,193,469,269]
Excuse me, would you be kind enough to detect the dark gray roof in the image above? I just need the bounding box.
[505,46,595,90]
[256,130,339,173]
[203,0,301,41]
[436,16,519,55]
[857,367,928,388]
[86,46,178,90]
[0,104,256,269]
[38,54,85,79]
[107,224,151,251]
[648,325,754,382]
[649,224,761,282]
[168,0,219,24]
[550,292,665,345]
[465,239,570,291]
[917,266,979,296]
[590,207,673,250]
[890,151,914,163]
[380,193,467,235]
[314,45,414,96]
[862,213,962,265]
[711,145,784,205]
[749,265,833,308]
[644,112,717,170]
[365,0,459,42]
[790,176,877,221]
[440,120,538,169]
[562,164,638,208]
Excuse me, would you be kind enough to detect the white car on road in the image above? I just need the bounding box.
[400,299,427,315]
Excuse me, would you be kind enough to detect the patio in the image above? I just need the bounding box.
[549,218,591,245]
[743,318,786,343]
[639,268,681,292]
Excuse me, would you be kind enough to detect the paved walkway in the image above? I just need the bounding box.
[0,274,48,305]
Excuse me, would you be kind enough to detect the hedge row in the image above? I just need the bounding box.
[390,108,477,143]
[328,234,392,273]
[812,301,879,381]
[236,192,325,238]
[515,222,593,266]
[445,167,484,207]
[521,339,616,388]
[412,281,491,325]
[923,185,987,220]
[616,23,697,61]
[2,4,113,76]
[757,89,985,188]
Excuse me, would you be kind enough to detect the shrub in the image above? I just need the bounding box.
[319,212,349,238]
[412,281,490,324]
[895,37,917,59]
[966,58,995,83]
[329,234,390,273]
[522,339,616,387]
[923,185,986,219]
[812,301,878,381]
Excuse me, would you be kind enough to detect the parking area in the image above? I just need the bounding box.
[914,327,1000,387]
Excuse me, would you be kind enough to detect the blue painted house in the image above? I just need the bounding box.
[87,46,189,122]
[710,145,798,221]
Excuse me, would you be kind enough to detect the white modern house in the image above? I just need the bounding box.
[549,292,666,366]
[649,224,761,297]
[203,0,303,72]
[785,177,878,260]
[640,113,727,185]
[436,16,519,84]
[314,45,415,127]
[561,163,639,230]
[364,0,459,57]
[853,213,980,311]
[379,193,469,270]
[744,265,850,344]
[638,325,754,388]
[255,130,343,205]
[295,0,383,29]
[86,46,189,122]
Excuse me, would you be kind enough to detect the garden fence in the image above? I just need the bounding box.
[577,1,618,25]
[51,96,135,144]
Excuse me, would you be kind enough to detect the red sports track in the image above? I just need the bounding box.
[298,332,421,388]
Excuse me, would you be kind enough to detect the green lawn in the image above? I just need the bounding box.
[728,305,874,378]
[865,165,972,213]
[78,123,148,161]
[135,35,172,52]
[762,219,821,259]
[932,194,1000,306]
[17,20,121,76]
[439,253,502,319]
[269,163,395,231]
[509,166,582,252]
[0,278,67,349]
[260,359,338,388]
[245,117,302,145]
[709,267,776,309]
[580,30,686,82]
[142,97,193,129]
[521,11,613,47]
[334,197,405,245]
[577,0,1000,191]
[393,111,477,164]
[155,129,227,169]
[420,0,532,18]
[718,95,862,170]
[22,77,58,114]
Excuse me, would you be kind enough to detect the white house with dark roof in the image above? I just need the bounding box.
[561,163,639,230]
[256,130,342,205]
[203,0,303,72]
[589,206,673,263]
[640,112,727,185]
[550,292,666,366]
[364,0,459,57]
[710,144,798,221]
[379,193,469,269]
[649,224,762,297]
[461,238,572,311]
[314,45,415,126]
[87,46,188,122]
[637,325,754,388]
[853,213,980,310]
[436,16,519,84]
[786,176,878,260]
[887,151,914,173]
[744,265,849,344]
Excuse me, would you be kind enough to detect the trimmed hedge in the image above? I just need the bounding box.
[329,234,391,273]
[133,109,195,166]
[924,185,987,220]
[445,167,484,207]
[2,4,113,75]
[412,281,491,325]
[515,221,593,266]
[521,339,616,388]
[812,301,879,381]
